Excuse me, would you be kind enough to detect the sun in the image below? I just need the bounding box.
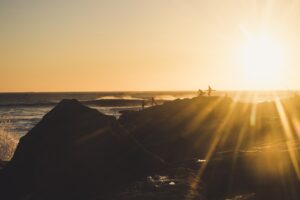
[238,34,285,90]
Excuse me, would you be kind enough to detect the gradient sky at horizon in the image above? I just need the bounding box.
[1,0,300,92]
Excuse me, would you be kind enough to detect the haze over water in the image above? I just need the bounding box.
[0,91,295,137]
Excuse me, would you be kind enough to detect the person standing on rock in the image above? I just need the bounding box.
[197,89,205,97]
[142,100,145,110]
[151,97,156,106]
[207,85,216,96]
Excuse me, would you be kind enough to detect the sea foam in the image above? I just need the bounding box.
[0,127,18,161]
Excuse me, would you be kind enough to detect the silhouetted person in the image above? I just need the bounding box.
[197,89,206,97]
[141,100,145,110]
[207,85,216,96]
[151,97,156,106]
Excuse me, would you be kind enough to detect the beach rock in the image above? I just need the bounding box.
[0,99,165,200]
[118,96,300,199]
[119,96,238,162]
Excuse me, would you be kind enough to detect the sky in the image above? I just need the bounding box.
[1,0,300,92]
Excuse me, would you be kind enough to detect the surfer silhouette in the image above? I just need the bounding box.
[151,97,156,106]
[207,85,216,96]
[141,100,145,110]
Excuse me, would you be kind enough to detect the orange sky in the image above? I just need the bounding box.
[1,0,300,92]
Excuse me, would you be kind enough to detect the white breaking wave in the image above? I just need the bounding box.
[0,127,19,161]
[154,95,179,101]
[96,95,143,100]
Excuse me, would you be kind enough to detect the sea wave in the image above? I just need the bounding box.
[0,102,58,107]
[0,98,171,108]
[0,128,19,161]
[82,99,148,107]
[154,95,181,101]
[96,95,144,100]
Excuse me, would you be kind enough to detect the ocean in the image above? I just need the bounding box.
[0,90,296,160]
[0,92,197,137]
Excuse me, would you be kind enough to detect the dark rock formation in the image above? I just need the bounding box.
[0,159,8,169]
[0,99,165,200]
[119,97,239,162]
[119,96,300,200]
[2,96,300,200]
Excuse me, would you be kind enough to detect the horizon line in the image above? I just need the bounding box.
[0,89,300,93]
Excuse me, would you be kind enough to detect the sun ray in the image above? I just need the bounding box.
[274,93,300,179]
[183,96,225,135]
[186,93,242,199]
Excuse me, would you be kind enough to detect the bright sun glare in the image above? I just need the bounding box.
[239,34,285,90]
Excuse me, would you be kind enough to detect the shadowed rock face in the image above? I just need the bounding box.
[0,159,8,169]
[119,97,240,162]
[0,99,165,200]
[118,96,297,162]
